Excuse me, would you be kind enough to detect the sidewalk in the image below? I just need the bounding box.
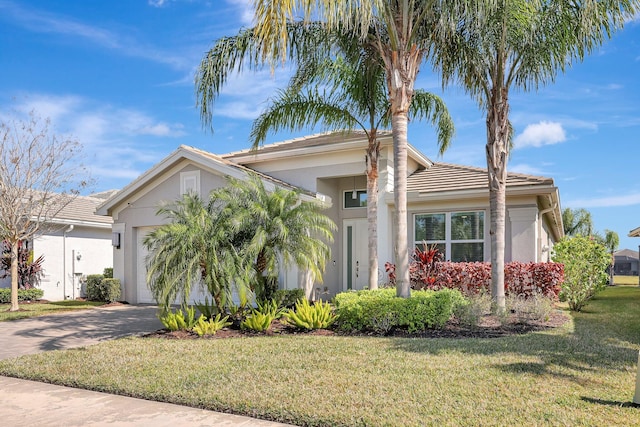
[0,376,295,427]
[0,305,296,426]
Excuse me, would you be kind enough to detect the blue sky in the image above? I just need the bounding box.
[1,0,639,251]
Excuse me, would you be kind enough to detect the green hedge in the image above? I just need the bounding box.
[86,276,121,303]
[0,288,45,303]
[334,288,466,333]
[273,288,306,309]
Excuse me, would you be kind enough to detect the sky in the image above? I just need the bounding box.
[1,0,639,251]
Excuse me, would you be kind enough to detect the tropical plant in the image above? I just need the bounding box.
[283,298,337,330]
[200,1,467,298]
[430,0,638,311]
[603,229,619,285]
[159,306,199,332]
[195,296,220,319]
[0,240,44,289]
[273,288,306,309]
[192,313,231,337]
[241,311,276,332]
[209,174,336,301]
[250,25,454,291]
[562,208,595,237]
[144,193,251,312]
[552,236,610,311]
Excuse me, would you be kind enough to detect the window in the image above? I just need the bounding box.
[414,211,485,262]
[344,190,367,208]
[180,170,200,196]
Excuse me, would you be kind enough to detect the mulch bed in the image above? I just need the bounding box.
[143,310,570,340]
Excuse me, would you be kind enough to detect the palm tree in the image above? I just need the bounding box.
[144,193,248,312]
[562,208,595,237]
[603,229,619,285]
[430,0,638,311]
[250,26,454,291]
[205,1,466,298]
[210,174,336,300]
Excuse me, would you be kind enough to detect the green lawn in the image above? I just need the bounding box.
[1,288,640,426]
[0,300,105,322]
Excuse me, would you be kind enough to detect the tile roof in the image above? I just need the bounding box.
[614,249,639,259]
[407,162,554,194]
[53,195,113,225]
[221,130,391,159]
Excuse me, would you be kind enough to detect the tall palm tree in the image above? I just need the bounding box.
[207,0,466,298]
[144,193,248,312]
[211,174,336,300]
[603,229,619,285]
[430,0,638,310]
[250,27,454,291]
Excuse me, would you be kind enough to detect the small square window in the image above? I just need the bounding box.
[344,190,367,208]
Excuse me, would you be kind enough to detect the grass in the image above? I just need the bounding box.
[1,287,640,426]
[0,300,105,322]
[614,275,640,286]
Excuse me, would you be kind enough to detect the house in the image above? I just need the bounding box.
[614,249,639,276]
[1,193,115,301]
[96,131,563,304]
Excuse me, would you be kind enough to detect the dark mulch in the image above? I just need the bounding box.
[143,310,569,340]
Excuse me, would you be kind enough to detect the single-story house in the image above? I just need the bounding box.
[613,249,639,276]
[1,192,115,301]
[97,131,563,304]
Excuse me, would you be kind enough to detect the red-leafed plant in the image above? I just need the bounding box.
[410,243,443,290]
[0,240,45,289]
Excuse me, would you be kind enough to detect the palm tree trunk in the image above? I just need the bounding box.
[10,240,19,312]
[383,45,421,299]
[366,133,380,290]
[486,85,509,312]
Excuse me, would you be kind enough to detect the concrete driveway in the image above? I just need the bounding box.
[0,305,296,427]
[0,304,163,360]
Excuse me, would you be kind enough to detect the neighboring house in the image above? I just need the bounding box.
[614,249,639,276]
[1,193,115,301]
[96,131,563,304]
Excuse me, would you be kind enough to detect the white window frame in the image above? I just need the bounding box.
[180,170,201,196]
[413,210,486,262]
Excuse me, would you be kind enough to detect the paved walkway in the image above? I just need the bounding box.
[0,305,296,427]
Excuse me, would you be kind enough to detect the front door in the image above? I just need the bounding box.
[343,219,369,291]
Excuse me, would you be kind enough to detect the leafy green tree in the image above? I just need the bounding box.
[211,174,336,300]
[430,0,638,311]
[552,236,610,311]
[250,26,453,291]
[205,0,466,298]
[603,229,619,285]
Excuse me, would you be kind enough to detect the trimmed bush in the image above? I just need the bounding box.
[103,268,113,279]
[334,288,465,334]
[86,276,121,303]
[0,288,44,303]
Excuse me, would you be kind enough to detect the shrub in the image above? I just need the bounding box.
[283,298,337,330]
[273,288,306,309]
[453,291,492,328]
[85,274,104,301]
[159,306,198,331]
[256,298,286,319]
[195,297,220,319]
[334,288,465,334]
[0,288,44,303]
[86,276,121,303]
[504,293,555,323]
[192,313,231,337]
[552,236,610,311]
[241,311,275,332]
[103,268,113,279]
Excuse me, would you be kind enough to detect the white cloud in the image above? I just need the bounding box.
[565,193,640,208]
[225,0,254,26]
[514,121,567,148]
[1,1,188,69]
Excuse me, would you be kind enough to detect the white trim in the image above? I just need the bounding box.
[180,170,201,196]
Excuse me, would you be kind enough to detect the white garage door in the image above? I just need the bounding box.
[136,227,156,304]
[136,226,209,305]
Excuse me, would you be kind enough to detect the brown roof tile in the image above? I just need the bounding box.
[54,195,113,225]
[407,163,554,194]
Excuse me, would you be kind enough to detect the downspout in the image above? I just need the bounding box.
[63,225,74,299]
[538,199,556,262]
